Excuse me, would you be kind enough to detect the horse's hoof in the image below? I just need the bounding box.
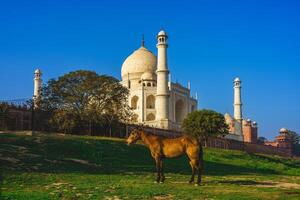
[154,181,159,184]
[159,181,164,184]
[194,183,199,186]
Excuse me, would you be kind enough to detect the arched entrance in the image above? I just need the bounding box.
[131,96,138,110]
[146,113,155,121]
[175,99,185,123]
[146,95,155,109]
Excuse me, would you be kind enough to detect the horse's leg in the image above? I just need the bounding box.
[155,157,161,183]
[189,160,196,184]
[186,150,197,184]
[196,146,204,186]
[189,159,198,184]
[160,159,165,183]
[197,159,204,185]
[187,148,201,186]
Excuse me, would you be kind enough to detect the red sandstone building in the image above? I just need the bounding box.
[225,112,293,154]
[264,128,293,154]
[242,119,258,143]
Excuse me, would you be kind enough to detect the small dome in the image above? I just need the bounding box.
[224,113,234,123]
[141,72,155,80]
[121,46,157,81]
[280,128,288,133]
[35,69,42,74]
[158,30,167,37]
[242,119,252,125]
[234,77,241,82]
[224,113,232,118]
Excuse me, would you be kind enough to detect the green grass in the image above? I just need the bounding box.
[1,133,300,200]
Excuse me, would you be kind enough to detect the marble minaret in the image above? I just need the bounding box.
[33,69,42,108]
[233,77,243,140]
[155,30,170,128]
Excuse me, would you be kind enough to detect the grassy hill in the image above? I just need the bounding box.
[0,132,300,200]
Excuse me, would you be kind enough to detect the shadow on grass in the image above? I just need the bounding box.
[221,151,297,167]
[216,180,275,186]
[0,134,298,177]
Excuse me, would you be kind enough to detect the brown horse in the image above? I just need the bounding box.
[126,128,204,185]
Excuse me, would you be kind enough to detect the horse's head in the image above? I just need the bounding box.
[126,128,142,145]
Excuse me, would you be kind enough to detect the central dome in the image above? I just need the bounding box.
[121,46,157,80]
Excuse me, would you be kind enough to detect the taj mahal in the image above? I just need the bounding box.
[120,30,197,131]
[32,30,260,142]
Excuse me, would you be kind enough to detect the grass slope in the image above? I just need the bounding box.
[0,133,300,200]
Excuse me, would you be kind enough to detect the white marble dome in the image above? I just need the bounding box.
[121,46,157,80]
[234,77,241,82]
[34,69,42,74]
[280,128,288,133]
[158,30,167,36]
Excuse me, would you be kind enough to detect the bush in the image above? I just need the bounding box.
[182,109,229,140]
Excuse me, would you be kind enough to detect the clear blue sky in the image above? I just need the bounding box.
[0,0,299,139]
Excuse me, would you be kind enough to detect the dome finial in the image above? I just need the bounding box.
[141,34,145,47]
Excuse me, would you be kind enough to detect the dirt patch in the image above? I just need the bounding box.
[22,153,40,158]
[257,182,300,189]
[8,144,27,149]
[171,181,189,184]
[104,196,122,200]
[0,157,20,163]
[105,186,117,193]
[153,194,174,200]
[2,144,28,152]
[64,158,90,165]
[52,182,68,186]
[64,158,101,168]
[44,159,60,164]
[217,179,300,189]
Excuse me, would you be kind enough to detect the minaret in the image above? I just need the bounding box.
[233,77,243,139]
[33,69,42,108]
[156,30,170,128]
[234,77,242,121]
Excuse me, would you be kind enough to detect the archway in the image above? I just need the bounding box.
[146,113,155,121]
[146,95,155,109]
[175,99,185,123]
[132,114,139,122]
[131,96,139,110]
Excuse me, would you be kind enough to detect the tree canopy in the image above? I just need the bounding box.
[287,130,300,155]
[287,130,300,145]
[182,109,229,140]
[41,70,131,133]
